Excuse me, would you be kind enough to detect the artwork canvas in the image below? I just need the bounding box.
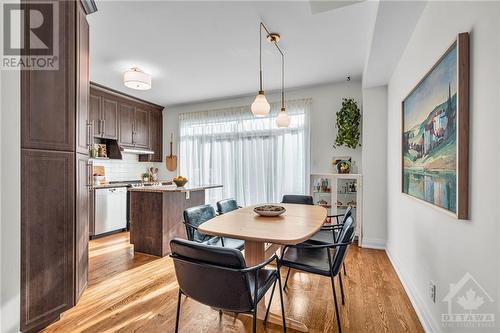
[402,33,469,219]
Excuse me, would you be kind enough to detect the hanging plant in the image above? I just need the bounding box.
[334,98,361,149]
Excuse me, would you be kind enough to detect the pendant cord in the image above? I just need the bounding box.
[259,23,263,92]
[259,22,285,108]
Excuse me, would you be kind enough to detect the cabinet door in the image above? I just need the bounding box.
[21,0,75,151]
[21,149,75,332]
[76,6,89,155]
[102,97,118,139]
[75,153,90,302]
[139,109,162,162]
[134,108,150,148]
[89,94,101,137]
[118,102,135,146]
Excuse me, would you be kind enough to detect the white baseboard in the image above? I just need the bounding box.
[385,247,441,333]
[360,237,386,249]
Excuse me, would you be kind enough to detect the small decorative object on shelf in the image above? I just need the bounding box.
[89,144,98,158]
[97,144,107,158]
[253,205,286,217]
[336,160,351,174]
[142,172,150,182]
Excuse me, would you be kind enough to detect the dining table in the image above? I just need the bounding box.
[198,203,327,332]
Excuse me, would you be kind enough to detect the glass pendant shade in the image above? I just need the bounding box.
[123,67,152,90]
[276,108,290,127]
[251,91,271,117]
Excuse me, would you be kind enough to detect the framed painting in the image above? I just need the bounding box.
[402,33,469,219]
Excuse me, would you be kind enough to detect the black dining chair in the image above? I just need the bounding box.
[216,198,241,215]
[170,238,287,333]
[279,216,356,333]
[183,204,244,250]
[282,194,314,205]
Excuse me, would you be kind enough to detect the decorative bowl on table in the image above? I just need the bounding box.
[173,176,188,187]
[253,205,286,217]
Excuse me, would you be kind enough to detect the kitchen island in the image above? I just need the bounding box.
[129,184,222,257]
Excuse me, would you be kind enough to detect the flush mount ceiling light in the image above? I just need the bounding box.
[123,67,152,90]
[251,23,290,127]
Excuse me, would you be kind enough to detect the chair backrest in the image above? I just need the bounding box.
[216,198,239,215]
[183,204,216,242]
[330,216,355,276]
[282,195,313,205]
[170,238,254,312]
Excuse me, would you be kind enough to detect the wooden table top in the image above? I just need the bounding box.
[198,203,327,245]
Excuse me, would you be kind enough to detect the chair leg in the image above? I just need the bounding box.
[252,310,257,333]
[330,276,342,333]
[264,281,277,325]
[277,270,287,332]
[283,267,291,289]
[339,272,345,305]
[175,290,182,333]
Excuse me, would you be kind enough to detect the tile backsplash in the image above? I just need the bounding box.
[92,153,161,182]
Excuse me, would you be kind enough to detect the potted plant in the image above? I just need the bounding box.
[334,98,361,149]
[142,172,150,182]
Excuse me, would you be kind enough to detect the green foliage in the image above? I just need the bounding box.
[334,98,361,149]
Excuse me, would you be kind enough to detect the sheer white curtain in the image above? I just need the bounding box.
[179,98,311,206]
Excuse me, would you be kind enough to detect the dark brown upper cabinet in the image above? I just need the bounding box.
[134,108,150,148]
[89,88,119,140]
[118,102,135,147]
[140,109,163,162]
[91,82,164,150]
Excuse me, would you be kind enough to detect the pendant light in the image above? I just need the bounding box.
[276,42,290,128]
[251,23,290,127]
[124,67,152,90]
[251,24,270,116]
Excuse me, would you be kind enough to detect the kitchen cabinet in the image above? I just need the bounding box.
[20,0,95,332]
[90,83,164,151]
[118,102,135,146]
[21,149,75,333]
[76,153,91,302]
[139,109,163,162]
[89,88,119,140]
[134,108,150,148]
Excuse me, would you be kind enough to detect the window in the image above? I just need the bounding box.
[179,98,311,206]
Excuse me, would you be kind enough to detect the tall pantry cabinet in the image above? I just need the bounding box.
[20,1,96,332]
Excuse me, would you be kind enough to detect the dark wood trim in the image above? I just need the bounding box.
[401,33,469,219]
[90,82,165,111]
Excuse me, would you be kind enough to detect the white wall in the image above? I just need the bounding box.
[0,69,21,333]
[160,81,363,181]
[361,85,387,249]
[386,2,500,332]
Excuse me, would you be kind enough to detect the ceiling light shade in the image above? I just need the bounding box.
[251,91,270,117]
[123,67,151,90]
[276,108,290,127]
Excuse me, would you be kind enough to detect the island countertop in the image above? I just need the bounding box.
[128,184,222,193]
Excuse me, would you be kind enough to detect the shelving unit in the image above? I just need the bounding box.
[310,173,363,246]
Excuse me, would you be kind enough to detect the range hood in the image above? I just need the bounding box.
[120,147,154,155]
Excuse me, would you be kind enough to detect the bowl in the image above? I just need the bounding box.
[253,205,286,217]
[173,179,188,187]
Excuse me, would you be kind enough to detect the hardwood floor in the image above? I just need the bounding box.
[42,232,423,333]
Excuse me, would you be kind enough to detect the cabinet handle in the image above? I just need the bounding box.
[102,119,106,137]
[86,121,92,148]
[87,160,93,190]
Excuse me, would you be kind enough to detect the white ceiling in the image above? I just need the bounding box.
[88,0,378,106]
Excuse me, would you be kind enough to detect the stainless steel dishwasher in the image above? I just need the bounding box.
[95,187,127,236]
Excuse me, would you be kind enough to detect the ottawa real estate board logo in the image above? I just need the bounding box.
[442,272,495,329]
[2,1,59,70]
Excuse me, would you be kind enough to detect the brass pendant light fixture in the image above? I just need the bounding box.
[251,23,290,127]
